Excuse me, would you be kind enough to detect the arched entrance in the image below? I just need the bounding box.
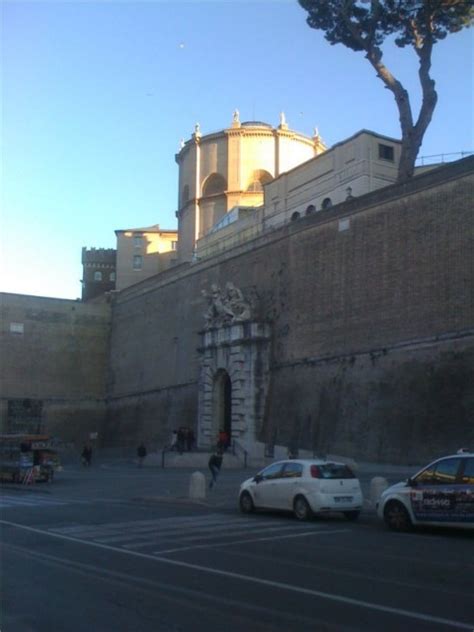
[213,369,232,442]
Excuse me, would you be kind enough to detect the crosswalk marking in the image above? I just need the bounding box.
[0,494,69,508]
[48,513,326,555]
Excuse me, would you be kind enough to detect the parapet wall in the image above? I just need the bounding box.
[0,293,111,444]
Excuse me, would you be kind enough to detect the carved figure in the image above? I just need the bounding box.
[202,282,252,328]
[233,109,240,123]
[225,282,251,322]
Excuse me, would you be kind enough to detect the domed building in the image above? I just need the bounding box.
[175,111,326,261]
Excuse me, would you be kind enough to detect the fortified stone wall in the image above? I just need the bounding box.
[106,158,474,462]
[0,293,111,445]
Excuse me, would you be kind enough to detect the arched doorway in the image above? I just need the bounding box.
[213,369,232,442]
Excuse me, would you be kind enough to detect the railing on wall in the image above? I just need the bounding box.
[415,151,473,166]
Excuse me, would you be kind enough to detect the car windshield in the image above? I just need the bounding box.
[316,463,355,479]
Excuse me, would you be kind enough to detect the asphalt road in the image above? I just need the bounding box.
[1,462,473,632]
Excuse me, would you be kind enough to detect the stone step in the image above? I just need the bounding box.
[142,451,244,469]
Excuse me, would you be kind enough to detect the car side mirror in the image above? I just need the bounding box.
[253,474,263,484]
[407,477,416,487]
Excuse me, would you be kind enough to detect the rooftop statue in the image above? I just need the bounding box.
[202,282,252,329]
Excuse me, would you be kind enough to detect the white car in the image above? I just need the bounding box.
[377,451,474,531]
[239,459,363,521]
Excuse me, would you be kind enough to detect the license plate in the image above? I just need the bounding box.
[334,496,353,503]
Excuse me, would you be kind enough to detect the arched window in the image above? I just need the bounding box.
[321,197,333,210]
[291,211,300,221]
[94,271,102,281]
[202,173,227,197]
[109,272,116,282]
[246,169,273,192]
[182,184,189,204]
[305,204,316,215]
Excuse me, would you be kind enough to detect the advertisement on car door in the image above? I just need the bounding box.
[410,486,474,522]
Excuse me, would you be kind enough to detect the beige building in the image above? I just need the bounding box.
[195,130,402,259]
[114,224,178,291]
[175,111,326,261]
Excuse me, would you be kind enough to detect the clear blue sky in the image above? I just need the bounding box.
[1,1,473,300]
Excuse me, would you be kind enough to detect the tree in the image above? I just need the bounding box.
[298,0,473,181]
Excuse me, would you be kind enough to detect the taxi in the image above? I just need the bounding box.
[377,450,474,531]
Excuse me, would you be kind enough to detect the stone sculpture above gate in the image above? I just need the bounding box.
[201,282,252,329]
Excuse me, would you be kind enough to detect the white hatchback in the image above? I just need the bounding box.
[377,451,474,531]
[239,459,363,521]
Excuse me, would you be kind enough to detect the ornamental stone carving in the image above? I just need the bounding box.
[202,282,252,329]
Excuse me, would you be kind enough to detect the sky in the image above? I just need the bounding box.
[1,0,473,300]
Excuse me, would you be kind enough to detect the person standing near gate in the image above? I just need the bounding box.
[208,449,223,489]
[137,442,147,467]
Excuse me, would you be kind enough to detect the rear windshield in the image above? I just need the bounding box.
[317,464,355,479]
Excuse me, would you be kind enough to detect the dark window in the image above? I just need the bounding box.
[182,184,189,204]
[321,197,332,210]
[202,173,227,196]
[461,458,474,484]
[94,271,102,281]
[416,458,461,485]
[133,255,143,270]
[291,211,300,221]
[378,143,394,161]
[260,462,283,480]
[312,463,355,479]
[282,462,303,478]
[305,204,315,215]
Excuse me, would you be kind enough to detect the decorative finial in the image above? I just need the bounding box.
[194,122,201,138]
[313,127,319,138]
[231,109,241,128]
[279,111,288,130]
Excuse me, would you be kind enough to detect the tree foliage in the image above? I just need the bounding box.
[298,0,473,180]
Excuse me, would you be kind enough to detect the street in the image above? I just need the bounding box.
[1,461,473,632]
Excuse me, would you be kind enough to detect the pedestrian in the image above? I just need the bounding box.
[186,428,195,452]
[81,444,92,467]
[177,427,185,454]
[208,449,223,489]
[169,430,178,451]
[137,442,147,467]
[218,428,229,452]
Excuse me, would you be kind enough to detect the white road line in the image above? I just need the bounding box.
[122,524,319,550]
[0,497,67,507]
[1,519,471,630]
[153,528,349,554]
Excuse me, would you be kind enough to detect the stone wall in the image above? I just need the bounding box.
[107,158,474,462]
[0,293,111,445]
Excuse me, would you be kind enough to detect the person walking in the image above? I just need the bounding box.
[137,442,147,467]
[81,444,92,467]
[208,449,223,489]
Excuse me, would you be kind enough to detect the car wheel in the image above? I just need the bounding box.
[383,500,412,532]
[239,491,255,514]
[343,510,360,521]
[293,495,312,521]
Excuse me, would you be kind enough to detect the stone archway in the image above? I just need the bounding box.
[197,321,271,456]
